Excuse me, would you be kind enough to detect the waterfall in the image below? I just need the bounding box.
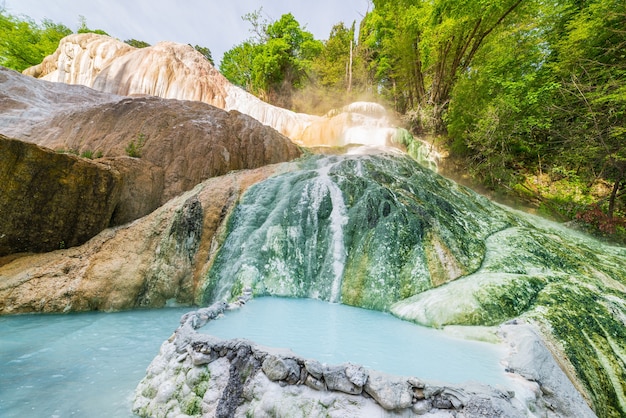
[308,159,348,302]
[202,150,512,309]
[202,155,352,304]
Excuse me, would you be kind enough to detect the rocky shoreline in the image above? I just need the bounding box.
[132,299,594,417]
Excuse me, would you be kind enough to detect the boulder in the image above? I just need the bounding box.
[262,355,300,383]
[363,370,414,410]
[323,364,364,395]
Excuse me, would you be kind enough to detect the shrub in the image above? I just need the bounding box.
[126,133,146,157]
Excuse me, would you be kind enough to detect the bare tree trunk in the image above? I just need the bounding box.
[608,178,622,219]
[348,39,353,93]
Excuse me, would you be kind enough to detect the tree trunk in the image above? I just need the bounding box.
[608,178,622,219]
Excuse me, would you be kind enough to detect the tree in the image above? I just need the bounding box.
[443,0,626,241]
[221,41,257,90]
[360,0,525,133]
[546,0,626,220]
[192,44,213,65]
[0,10,71,71]
[125,39,150,48]
[220,11,322,108]
[312,22,356,91]
[444,0,556,187]
[76,15,108,36]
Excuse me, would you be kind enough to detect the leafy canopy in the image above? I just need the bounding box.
[220,10,322,108]
[0,9,71,71]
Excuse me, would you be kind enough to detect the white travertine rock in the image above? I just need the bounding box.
[23,33,407,148]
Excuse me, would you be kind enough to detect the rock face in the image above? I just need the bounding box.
[0,67,301,256]
[202,150,516,310]
[0,135,122,256]
[1,67,302,206]
[0,163,282,312]
[21,33,437,157]
[22,33,314,141]
[17,96,302,204]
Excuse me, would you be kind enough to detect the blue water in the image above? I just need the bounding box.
[204,297,508,386]
[0,298,508,418]
[0,308,190,418]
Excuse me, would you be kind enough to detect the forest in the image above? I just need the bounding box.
[2,0,625,243]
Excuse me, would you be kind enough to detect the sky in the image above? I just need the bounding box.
[3,0,371,65]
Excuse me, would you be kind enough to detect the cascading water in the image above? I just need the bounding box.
[202,149,517,309]
[202,155,353,304]
[302,158,348,302]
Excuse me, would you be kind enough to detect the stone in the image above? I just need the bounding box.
[363,370,414,410]
[345,363,368,387]
[408,376,425,389]
[412,399,432,415]
[304,359,324,379]
[323,365,363,395]
[105,157,165,225]
[262,355,300,382]
[305,375,326,391]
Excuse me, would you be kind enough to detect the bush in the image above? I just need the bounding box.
[126,133,146,157]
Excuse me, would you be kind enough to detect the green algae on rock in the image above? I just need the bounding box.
[201,150,626,417]
[201,150,517,310]
[392,214,626,417]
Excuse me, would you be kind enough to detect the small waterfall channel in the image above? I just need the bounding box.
[298,158,348,302]
[203,154,352,303]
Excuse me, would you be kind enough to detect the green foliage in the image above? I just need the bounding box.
[125,133,146,158]
[441,0,626,237]
[76,15,108,36]
[220,41,257,90]
[0,10,72,71]
[311,22,355,90]
[359,0,526,131]
[220,10,322,108]
[192,44,213,64]
[125,39,150,48]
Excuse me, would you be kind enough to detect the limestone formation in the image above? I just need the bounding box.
[2,146,624,415]
[21,33,436,156]
[0,135,122,256]
[1,68,302,206]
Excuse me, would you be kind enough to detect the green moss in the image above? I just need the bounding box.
[229,279,244,301]
[141,385,157,399]
[472,276,546,325]
[194,380,209,398]
[180,394,202,416]
[531,281,626,417]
